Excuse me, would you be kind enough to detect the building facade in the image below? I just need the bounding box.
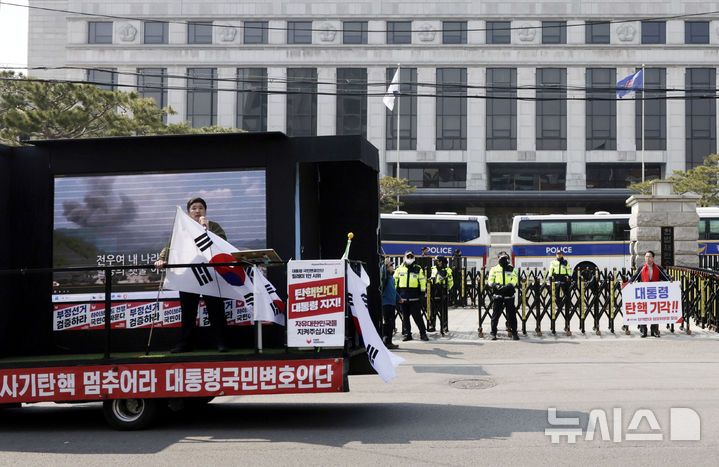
[27,1,719,230]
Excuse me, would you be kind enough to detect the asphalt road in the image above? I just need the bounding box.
[1,310,717,466]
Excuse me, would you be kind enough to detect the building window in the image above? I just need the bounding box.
[336,68,367,137]
[489,163,566,190]
[436,68,466,150]
[641,21,665,44]
[586,164,662,188]
[486,68,516,150]
[144,21,168,44]
[685,21,709,44]
[586,68,616,150]
[286,68,317,137]
[87,68,117,91]
[686,68,716,168]
[288,21,312,44]
[343,21,367,44]
[392,164,467,188]
[188,22,212,44]
[585,21,610,44]
[88,21,112,44]
[486,21,511,44]
[244,21,268,44]
[186,68,217,128]
[636,68,666,150]
[236,68,267,132]
[542,21,566,44]
[385,68,417,150]
[536,68,567,150]
[387,21,411,44]
[137,68,167,121]
[443,21,467,44]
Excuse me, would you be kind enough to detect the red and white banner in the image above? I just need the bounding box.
[0,359,343,404]
[287,260,345,347]
[621,281,683,325]
[53,298,259,331]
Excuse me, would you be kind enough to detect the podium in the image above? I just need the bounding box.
[231,249,282,264]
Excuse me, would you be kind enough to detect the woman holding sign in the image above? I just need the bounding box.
[629,251,670,338]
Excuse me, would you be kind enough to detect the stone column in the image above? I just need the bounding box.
[626,180,700,268]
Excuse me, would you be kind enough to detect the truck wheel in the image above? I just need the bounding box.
[103,398,159,430]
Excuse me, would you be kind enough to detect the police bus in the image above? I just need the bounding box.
[380,212,491,267]
[697,207,719,267]
[510,213,631,273]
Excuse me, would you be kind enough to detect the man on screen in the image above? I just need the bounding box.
[154,197,230,352]
[629,250,670,338]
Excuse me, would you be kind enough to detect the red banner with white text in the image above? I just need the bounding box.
[0,359,343,404]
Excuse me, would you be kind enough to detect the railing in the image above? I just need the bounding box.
[387,257,719,336]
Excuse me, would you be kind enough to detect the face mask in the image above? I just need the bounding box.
[405,258,414,265]
[499,257,509,267]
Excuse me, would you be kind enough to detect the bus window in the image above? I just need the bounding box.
[708,219,719,240]
[381,218,426,241]
[459,221,480,242]
[541,222,568,241]
[698,220,706,240]
[570,221,614,241]
[614,219,630,241]
[430,220,460,242]
[517,220,540,242]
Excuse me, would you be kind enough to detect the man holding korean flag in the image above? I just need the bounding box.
[155,199,283,353]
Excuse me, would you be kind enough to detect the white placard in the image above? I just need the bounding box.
[621,281,682,325]
[287,260,345,347]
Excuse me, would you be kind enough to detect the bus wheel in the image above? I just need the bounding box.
[103,398,159,430]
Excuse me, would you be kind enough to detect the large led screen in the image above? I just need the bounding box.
[52,170,266,302]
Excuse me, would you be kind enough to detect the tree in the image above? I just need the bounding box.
[0,72,235,145]
[627,153,719,206]
[379,176,416,213]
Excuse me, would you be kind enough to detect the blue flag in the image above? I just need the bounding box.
[617,70,643,98]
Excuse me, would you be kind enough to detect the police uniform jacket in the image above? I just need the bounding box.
[394,263,427,300]
[487,263,518,297]
[548,258,572,282]
[431,265,454,290]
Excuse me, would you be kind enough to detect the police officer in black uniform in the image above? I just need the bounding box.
[394,251,429,341]
[487,251,519,341]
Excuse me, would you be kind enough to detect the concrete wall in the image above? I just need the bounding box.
[627,181,700,268]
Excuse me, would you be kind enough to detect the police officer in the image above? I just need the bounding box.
[547,250,572,319]
[395,251,429,341]
[428,256,454,333]
[487,251,519,340]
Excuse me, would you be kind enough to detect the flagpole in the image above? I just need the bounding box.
[395,64,401,211]
[641,64,645,183]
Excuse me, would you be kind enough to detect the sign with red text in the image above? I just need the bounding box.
[0,359,343,404]
[287,260,345,347]
[621,281,682,325]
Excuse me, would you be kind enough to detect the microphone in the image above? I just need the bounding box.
[199,216,208,230]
